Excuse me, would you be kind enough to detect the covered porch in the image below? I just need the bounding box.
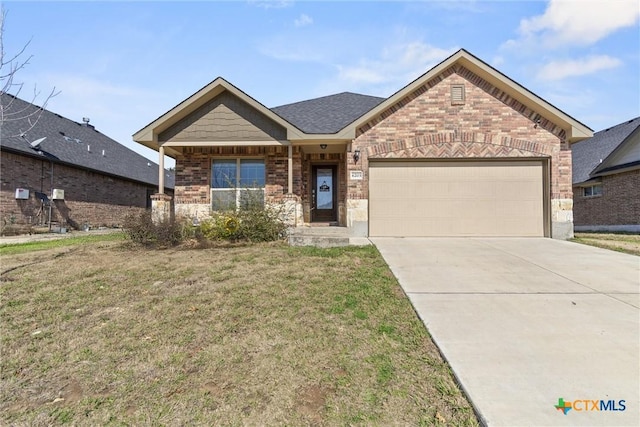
[152,140,349,227]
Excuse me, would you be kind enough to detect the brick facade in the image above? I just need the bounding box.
[174,145,303,204]
[573,170,640,226]
[350,66,566,198]
[173,147,350,225]
[147,57,585,238]
[348,65,573,237]
[1,151,160,232]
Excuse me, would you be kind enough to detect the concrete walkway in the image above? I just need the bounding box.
[0,228,123,245]
[373,237,639,427]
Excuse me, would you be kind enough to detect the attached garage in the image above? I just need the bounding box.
[369,160,548,237]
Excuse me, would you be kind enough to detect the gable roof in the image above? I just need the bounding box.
[1,93,174,188]
[348,49,593,143]
[134,77,305,152]
[271,92,385,134]
[572,116,640,184]
[134,49,592,152]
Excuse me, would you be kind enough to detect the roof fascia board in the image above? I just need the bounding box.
[591,125,640,175]
[288,130,354,141]
[573,178,603,187]
[161,140,290,147]
[134,78,301,146]
[456,55,592,142]
[343,51,463,136]
[293,139,351,146]
[592,163,640,178]
[133,80,224,142]
[344,49,592,143]
[1,146,173,189]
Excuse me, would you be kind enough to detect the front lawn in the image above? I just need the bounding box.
[572,232,640,256]
[1,239,478,426]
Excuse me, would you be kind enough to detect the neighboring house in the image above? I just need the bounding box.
[134,49,592,239]
[572,117,640,232]
[1,93,174,233]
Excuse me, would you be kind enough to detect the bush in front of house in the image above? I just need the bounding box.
[123,202,287,248]
[235,203,287,242]
[122,211,188,247]
[197,203,287,243]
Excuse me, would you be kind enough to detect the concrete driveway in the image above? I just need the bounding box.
[372,238,639,427]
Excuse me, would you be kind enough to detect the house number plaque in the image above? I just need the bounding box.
[350,170,363,180]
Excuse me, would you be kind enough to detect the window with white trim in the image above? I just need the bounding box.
[211,159,265,210]
[583,184,603,197]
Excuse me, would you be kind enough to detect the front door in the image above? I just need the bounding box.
[312,165,337,222]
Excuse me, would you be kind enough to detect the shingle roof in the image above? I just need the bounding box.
[572,116,640,184]
[271,92,385,134]
[1,93,174,188]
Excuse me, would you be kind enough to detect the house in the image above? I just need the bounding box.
[133,49,592,239]
[572,117,640,232]
[0,93,174,233]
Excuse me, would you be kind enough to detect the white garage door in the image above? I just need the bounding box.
[369,160,545,237]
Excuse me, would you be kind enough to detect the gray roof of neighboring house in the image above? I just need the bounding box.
[272,92,385,134]
[1,93,174,188]
[572,116,640,184]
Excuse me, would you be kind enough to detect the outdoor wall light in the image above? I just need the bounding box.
[320,144,327,150]
[353,148,361,163]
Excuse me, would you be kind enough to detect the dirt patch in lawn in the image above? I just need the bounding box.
[0,240,478,426]
[572,232,640,256]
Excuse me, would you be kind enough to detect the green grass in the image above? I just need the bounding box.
[1,239,479,426]
[0,232,125,255]
[571,232,640,256]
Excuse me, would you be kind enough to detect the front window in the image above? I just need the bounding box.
[583,184,603,197]
[212,159,265,210]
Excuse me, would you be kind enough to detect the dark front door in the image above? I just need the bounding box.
[312,165,337,222]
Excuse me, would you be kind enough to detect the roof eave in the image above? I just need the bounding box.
[343,49,593,142]
[133,78,304,150]
[1,145,173,189]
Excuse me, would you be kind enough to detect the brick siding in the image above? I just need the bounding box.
[573,169,640,226]
[1,150,160,231]
[350,66,568,200]
[174,146,303,205]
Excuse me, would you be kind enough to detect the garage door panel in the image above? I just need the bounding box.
[369,161,544,237]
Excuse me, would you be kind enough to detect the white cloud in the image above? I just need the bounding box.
[294,13,313,27]
[336,42,457,89]
[536,55,623,80]
[506,0,640,48]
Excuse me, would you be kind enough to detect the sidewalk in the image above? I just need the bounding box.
[0,228,123,246]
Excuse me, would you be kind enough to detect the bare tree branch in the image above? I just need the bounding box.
[0,5,59,137]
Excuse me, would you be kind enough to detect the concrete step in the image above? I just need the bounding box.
[288,234,351,248]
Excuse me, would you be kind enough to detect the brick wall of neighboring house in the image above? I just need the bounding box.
[348,64,573,237]
[1,150,160,231]
[573,169,640,226]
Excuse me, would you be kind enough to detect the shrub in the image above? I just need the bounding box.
[122,211,187,248]
[194,198,287,243]
[198,214,241,241]
[236,204,287,242]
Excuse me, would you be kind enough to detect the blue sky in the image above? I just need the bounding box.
[3,0,639,167]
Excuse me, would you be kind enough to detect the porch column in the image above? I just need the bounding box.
[287,144,293,194]
[158,145,165,194]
